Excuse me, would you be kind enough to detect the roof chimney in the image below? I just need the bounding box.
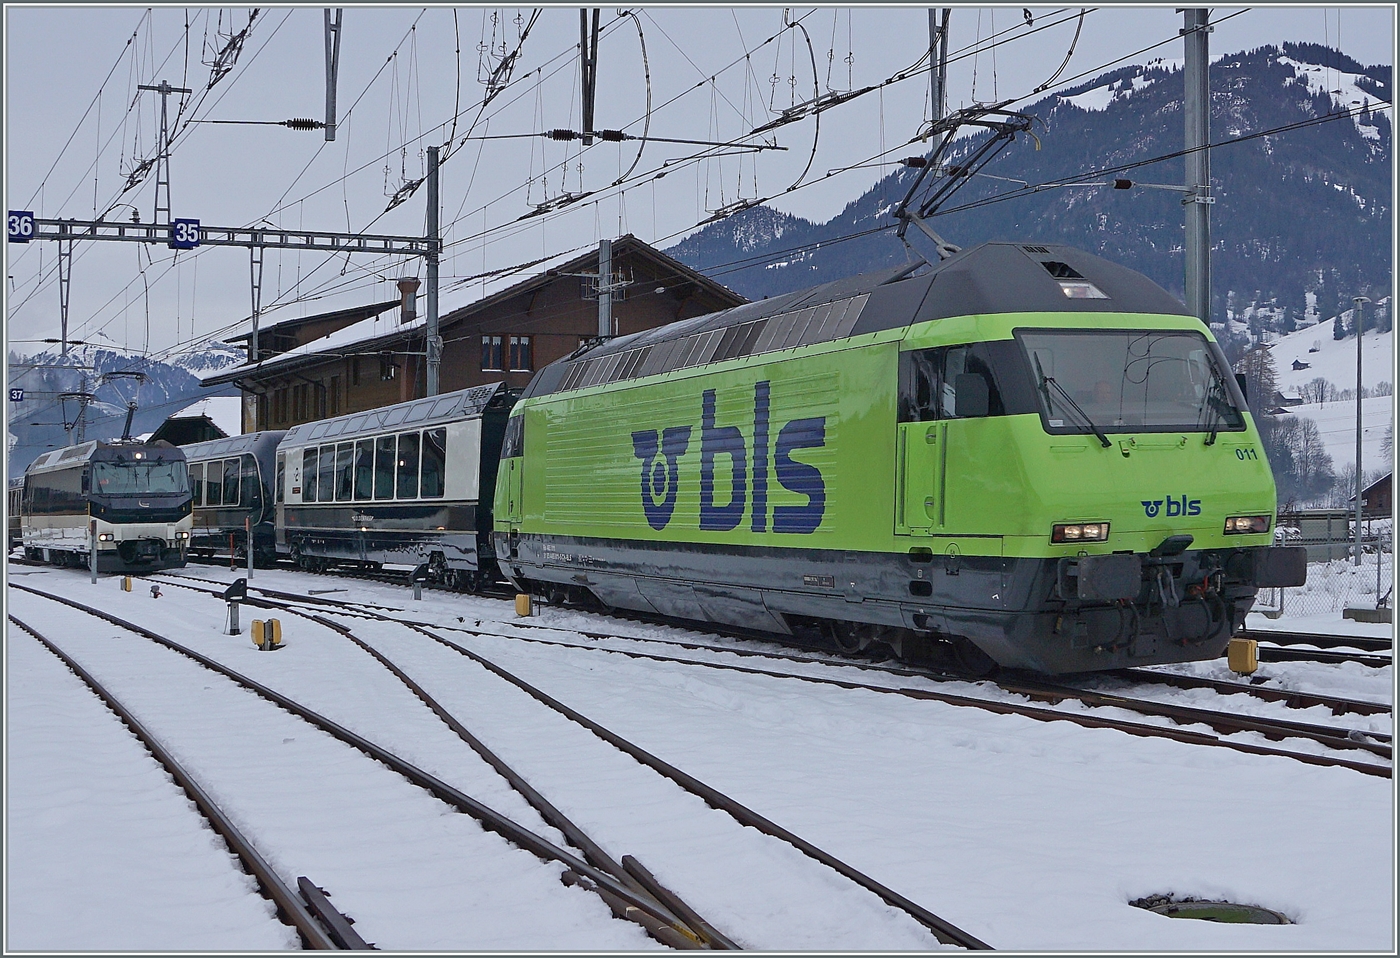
[397,277,421,324]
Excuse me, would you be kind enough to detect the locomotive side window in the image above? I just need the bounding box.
[353,440,374,500]
[396,432,420,499]
[317,445,336,502]
[501,415,524,458]
[374,436,396,499]
[899,344,1010,422]
[206,460,224,506]
[302,448,319,502]
[334,443,354,501]
[276,454,286,503]
[190,462,205,506]
[421,428,447,498]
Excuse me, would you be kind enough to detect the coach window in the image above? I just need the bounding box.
[302,448,318,502]
[396,432,420,499]
[241,454,259,506]
[222,457,241,506]
[374,436,396,499]
[421,428,447,498]
[482,335,504,371]
[190,462,205,506]
[334,442,354,501]
[353,439,374,500]
[509,335,533,372]
[318,445,336,503]
[206,460,225,506]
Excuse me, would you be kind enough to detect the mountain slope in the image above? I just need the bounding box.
[667,44,1392,316]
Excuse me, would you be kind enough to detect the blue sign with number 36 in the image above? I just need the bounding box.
[8,211,35,243]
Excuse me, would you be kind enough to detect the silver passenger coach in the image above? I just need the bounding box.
[276,382,515,589]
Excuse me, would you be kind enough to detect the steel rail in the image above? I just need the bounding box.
[8,583,718,941]
[1241,629,1392,653]
[407,618,1391,779]
[156,574,989,948]
[1114,668,1391,717]
[7,614,342,951]
[1256,646,1392,668]
[411,624,993,949]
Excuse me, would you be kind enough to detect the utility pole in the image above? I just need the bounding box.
[324,9,343,141]
[928,9,950,124]
[136,80,193,225]
[57,231,73,360]
[579,9,600,145]
[597,237,613,340]
[425,145,441,396]
[1181,9,1213,325]
[1352,295,1370,566]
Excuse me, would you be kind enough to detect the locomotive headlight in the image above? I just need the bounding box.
[1224,514,1271,534]
[176,531,190,539]
[1052,522,1109,543]
[133,452,144,459]
[97,533,115,541]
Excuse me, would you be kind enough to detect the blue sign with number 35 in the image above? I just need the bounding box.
[170,218,200,250]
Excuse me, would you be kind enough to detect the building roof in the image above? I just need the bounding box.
[224,298,402,347]
[169,396,245,437]
[201,235,744,389]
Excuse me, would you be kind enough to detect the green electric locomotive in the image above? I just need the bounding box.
[492,242,1305,674]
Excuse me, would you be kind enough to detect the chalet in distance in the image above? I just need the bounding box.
[203,236,746,432]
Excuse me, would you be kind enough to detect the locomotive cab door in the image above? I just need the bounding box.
[896,344,995,537]
[503,457,523,524]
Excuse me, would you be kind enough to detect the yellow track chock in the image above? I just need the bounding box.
[1227,637,1258,675]
[515,593,533,617]
[121,576,132,592]
[251,618,284,651]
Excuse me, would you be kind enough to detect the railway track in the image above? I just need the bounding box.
[14,576,990,951]
[1240,629,1393,653]
[150,571,1391,778]
[6,615,356,950]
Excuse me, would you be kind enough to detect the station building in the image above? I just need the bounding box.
[202,236,745,432]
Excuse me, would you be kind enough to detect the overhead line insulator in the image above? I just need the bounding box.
[281,118,326,131]
[549,129,579,141]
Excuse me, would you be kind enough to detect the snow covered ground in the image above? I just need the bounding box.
[5,562,1395,951]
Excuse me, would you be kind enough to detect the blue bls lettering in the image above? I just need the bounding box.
[751,381,770,533]
[700,389,747,530]
[631,426,692,530]
[773,417,826,534]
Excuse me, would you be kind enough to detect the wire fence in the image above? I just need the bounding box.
[1253,513,1393,618]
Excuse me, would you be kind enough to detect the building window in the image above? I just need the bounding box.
[509,335,533,372]
[329,375,341,417]
[292,384,307,420]
[482,335,504,371]
[316,382,328,419]
[351,356,361,386]
[380,353,398,381]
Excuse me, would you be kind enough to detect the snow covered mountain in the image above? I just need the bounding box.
[6,340,244,477]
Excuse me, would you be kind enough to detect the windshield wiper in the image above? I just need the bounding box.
[1034,356,1112,448]
[1201,379,1237,446]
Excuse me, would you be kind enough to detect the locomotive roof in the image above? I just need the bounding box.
[180,430,287,462]
[520,241,1192,400]
[280,382,507,448]
[25,439,185,475]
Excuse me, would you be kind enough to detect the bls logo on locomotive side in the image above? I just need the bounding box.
[1141,494,1202,518]
[632,380,827,534]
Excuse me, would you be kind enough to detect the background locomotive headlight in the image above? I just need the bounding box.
[1223,515,1271,534]
[97,533,114,541]
[1052,522,1109,543]
[176,531,190,539]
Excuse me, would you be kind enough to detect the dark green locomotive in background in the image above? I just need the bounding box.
[494,242,1305,673]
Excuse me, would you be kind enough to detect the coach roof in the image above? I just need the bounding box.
[280,382,507,448]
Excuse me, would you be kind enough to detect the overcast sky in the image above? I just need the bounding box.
[4,5,1395,361]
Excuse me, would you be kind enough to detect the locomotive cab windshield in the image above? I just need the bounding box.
[1017,328,1246,437]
